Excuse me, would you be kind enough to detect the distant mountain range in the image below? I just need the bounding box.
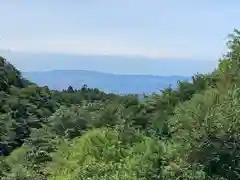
[23,70,191,94]
[0,50,218,76]
[1,50,217,94]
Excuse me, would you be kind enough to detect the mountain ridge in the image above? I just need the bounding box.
[0,50,217,76]
[23,70,191,94]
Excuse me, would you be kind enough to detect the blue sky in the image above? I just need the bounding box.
[0,1,239,74]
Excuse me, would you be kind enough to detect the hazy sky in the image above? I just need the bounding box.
[1,0,239,61]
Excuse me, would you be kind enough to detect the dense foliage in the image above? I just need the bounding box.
[1,30,240,179]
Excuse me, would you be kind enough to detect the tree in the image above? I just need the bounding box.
[67,85,74,93]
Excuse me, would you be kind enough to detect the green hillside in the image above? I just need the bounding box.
[0,30,240,179]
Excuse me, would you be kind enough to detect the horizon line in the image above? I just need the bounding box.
[0,49,218,61]
[22,69,203,77]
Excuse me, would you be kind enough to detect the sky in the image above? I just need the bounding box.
[0,1,240,74]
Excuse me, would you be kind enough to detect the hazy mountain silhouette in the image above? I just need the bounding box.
[1,50,215,94]
[23,70,191,94]
[0,50,217,76]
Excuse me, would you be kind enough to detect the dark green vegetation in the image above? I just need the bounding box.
[0,30,240,180]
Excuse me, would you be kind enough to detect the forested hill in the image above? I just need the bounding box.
[1,30,240,180]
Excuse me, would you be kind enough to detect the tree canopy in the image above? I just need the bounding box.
[1,30,240,179]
